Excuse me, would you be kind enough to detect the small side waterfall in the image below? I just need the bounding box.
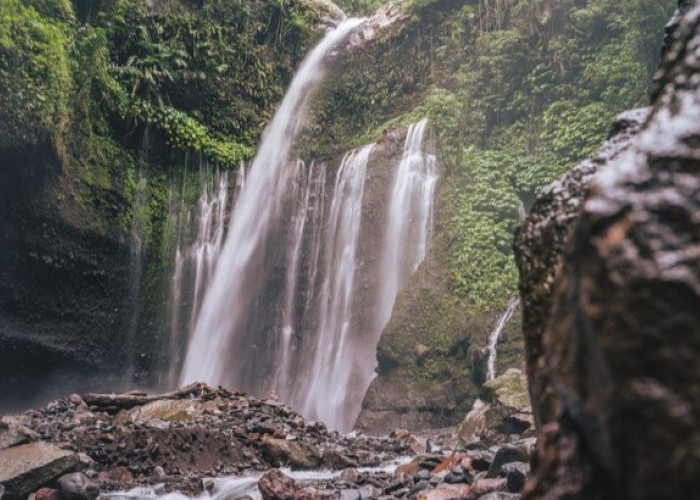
[486,298,521,381]
[376,119,437,331]
[299,144,374,428]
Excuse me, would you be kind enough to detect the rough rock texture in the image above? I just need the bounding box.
[0,144,133,413]
[56,473,98,500]
[0,442,87,500]
[456,369,533,447]
[515,1,700,498]
[258,469,333,500]
[0,384,533,499]
[513,107,649,427]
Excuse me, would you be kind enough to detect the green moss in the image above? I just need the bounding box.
[0,0,73,147]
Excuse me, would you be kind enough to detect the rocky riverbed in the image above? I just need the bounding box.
[0,375,534,500]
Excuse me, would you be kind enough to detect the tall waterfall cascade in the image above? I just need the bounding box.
[486,298,521,381]
[176,20,438,431]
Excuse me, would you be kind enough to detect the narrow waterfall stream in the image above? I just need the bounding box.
[177,19,438,431]
[166,167,234,386]
[298,144,374,428]
[486,297,521,381]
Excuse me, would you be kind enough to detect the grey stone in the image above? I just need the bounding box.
[477,493,520,500]
[0,419,41,451]
[57,473,98,500]
[500,462,529,493]
[0,442,82,500]
[413,469,431,482]
[340,489,361,500]
[486,446,529,478]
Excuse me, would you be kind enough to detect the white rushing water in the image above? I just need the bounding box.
[376,118,437,331]
[102,457,412,500]
[176,17,438,432]
[167,167,232,385]
[486,297,521,381]
[180,19,365,387]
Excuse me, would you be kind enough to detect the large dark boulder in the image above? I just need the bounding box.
[513,107,648,428]
[515,1,700,498]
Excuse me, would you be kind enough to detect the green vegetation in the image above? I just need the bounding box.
[0,0,322,349]
[429,0,673,309]
[0,0,73,147]
[295,0,675,389]
[0,0,675,388]
[309,0,673,315]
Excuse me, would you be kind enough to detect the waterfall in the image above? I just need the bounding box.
[274,160,326,393]
[486,298,521,381]
[175,18,438,431]
[180,19,364,388]
[376,118,437,331]
[166,166,232,386]
[299,145,374,429]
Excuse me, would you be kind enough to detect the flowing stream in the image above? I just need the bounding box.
[177,19,438,431]
[103,457,411,500]
[486,298,521,381]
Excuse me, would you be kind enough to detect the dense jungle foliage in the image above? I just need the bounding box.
[307,0,674,314]
[0,0,326,343]
[437,0,674,309]
[0,0,674,349]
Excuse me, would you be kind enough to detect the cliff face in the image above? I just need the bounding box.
[0,0,327,410]
[515,1,700,497]
[0,143,133,411]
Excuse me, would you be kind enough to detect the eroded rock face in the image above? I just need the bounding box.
[515,1,700,498]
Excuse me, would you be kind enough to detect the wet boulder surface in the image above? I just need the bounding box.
[515,1,700,498]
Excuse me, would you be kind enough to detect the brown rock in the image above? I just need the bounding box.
[113,399,204,425]
[417,484,470,500]
[98,466,134,484]
[514,106,650,428]
[35,488,61,500]
[394,458,421,477]
[469,478,508,498]
[258,469,333,500]
[259,435,322,470]
[432,453,470,475]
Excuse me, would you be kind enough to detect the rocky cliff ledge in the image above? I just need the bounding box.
[514,1,700,497]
